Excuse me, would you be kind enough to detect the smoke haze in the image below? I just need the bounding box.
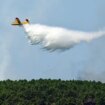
[0,39,11,80]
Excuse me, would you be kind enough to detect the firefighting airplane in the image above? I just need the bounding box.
[11,17,30,26]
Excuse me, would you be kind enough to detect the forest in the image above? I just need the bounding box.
[0,79,105,105]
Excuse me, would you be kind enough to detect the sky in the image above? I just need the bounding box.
[0,0,105,82]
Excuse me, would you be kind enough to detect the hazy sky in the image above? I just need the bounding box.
[0,0,105,82]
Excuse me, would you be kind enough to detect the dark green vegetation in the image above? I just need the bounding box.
[0,79,105,105]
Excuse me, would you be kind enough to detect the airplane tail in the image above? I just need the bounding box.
[22,19,30,24]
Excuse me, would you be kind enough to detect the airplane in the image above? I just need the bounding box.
[11,17,30,26]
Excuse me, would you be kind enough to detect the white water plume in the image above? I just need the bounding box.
[23,24,105,51]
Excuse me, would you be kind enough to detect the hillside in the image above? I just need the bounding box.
[0,79,105,105]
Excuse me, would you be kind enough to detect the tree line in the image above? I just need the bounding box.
[0,79,105,105]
